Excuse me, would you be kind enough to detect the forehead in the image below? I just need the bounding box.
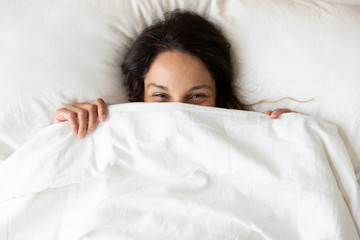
[145,51,215,87]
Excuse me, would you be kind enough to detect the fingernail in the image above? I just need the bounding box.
[78,132,85,139]
[100,114,106,122]
[88,128,94,134]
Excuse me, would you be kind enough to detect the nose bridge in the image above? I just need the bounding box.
[171,94,186,103]
[171,99,186,104]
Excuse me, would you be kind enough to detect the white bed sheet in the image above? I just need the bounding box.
[0,103,359,239]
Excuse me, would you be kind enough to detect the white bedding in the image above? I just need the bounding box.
[1,103,359,239]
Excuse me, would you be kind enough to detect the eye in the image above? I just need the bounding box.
[190,93,206,99]
[151,93,170,102]
[153,93,168,98]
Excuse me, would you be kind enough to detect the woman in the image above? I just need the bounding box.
[54,10,294,139]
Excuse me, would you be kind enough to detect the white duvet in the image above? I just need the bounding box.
[0,103,359,240]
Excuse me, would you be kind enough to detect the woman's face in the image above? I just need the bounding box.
[144,51,216,107]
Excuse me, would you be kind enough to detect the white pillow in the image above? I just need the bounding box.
[0,0,211,161]
[211,0,360,181]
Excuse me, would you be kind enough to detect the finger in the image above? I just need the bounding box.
[87,104,98,133]
[75,103,99,134]
[263,110,272,115]
[68,112,80,135]
[66,105,89,138]
[92,98,108,122]
[270,108,292,119]
[53,108,71,123]
[54,108,79,135]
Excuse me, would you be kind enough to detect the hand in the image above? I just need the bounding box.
[263,108,297,119]
[53,98,108,138]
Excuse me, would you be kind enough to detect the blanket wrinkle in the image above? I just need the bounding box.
[0,103,359,239]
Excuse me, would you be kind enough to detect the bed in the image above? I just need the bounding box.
[0,0,359,239]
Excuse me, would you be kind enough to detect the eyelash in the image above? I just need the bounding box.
[190,94,206,99]
[153,93,169,99]
[152,93,207,100]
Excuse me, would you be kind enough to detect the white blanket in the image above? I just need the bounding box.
[0,103,359,240]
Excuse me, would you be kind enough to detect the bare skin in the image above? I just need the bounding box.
[53,51,295,138]
[53,98,108,138]
[144,51,216,106]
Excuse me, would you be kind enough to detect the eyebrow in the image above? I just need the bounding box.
[147,83,212,92]
[188,85,212,91]
[147,83,169,91]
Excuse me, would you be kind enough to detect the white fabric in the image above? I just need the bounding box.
[0,0,211,161]
[211,0,360,182]
[1,0,360,182]
[0,103,359,239]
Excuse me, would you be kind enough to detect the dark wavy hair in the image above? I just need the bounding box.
[121,10,249,110]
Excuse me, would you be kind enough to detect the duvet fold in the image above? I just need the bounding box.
[0,103,359,240]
